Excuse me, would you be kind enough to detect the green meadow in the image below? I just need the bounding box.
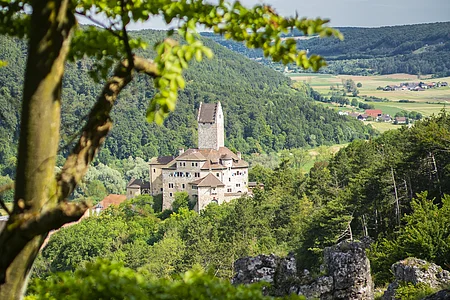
[291,73,450,131]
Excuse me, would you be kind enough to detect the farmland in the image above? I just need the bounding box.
[291,73,449,118]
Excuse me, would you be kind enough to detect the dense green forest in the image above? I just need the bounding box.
[30,113,450,296]
[0,29,374,181]
[202,22,450,76]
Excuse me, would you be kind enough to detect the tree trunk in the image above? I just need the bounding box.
[0,0,75,298]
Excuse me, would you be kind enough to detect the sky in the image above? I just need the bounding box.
[122,0,450,30]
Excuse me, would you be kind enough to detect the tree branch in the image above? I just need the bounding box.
[0,200,88,283]
[56,56,159,201]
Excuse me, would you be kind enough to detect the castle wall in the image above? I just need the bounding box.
[222,167,248,194]
[149,165,163,196]
[127,186,141,199]
[197,186,225,211]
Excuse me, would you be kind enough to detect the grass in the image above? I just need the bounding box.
[290,73,450,117]
[366,121,400,133]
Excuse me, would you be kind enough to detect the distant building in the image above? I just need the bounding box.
[395,117,407,124]
[143,102,249,212]
[91,194,128,215]
[348,112,360,118]
[126,178,151,199]
[358,114,368,121]
[380,114,392,122]
[365,109,383,118]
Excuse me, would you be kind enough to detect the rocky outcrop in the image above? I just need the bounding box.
[233,241,373,299]
[232,254,278,285]
[423,290,450,300]
[382,258,450,300]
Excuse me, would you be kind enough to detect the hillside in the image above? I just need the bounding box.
[202,22,450,76]
[0,29,374,176]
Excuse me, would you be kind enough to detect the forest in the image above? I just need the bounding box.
[0,30,375,193]
[203,22,450,76]
[27,112,450,298]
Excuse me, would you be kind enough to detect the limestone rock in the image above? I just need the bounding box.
[423,290,450,300]
[232,241,374,300]
[382,258,450,300]
[324,241,374,300]
[232,254,278,285]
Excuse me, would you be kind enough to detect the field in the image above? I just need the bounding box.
[290,73,450,132]
[290,73,450,116]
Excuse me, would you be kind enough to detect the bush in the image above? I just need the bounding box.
[26,259,306,300]
[395,282,435,300]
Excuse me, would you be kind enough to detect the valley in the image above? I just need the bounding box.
[290,73,450,132]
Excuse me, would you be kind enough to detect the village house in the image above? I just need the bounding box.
[365,109,383,118]
[395,116,407,124]
[142,102,249,212]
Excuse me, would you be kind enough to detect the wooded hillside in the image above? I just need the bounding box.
[203,22,450,76]
[0,29,374,176]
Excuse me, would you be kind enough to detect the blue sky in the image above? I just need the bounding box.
[121,0,450,30]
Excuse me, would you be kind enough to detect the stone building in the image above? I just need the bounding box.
[126,178,151,200]
[147,102,249,212]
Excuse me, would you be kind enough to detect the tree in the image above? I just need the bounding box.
[0,0,340,297]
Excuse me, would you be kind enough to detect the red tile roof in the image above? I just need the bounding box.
[190,173,225,187]
[163,147,248,170]
[365,109,383,117]
[98,194,127,209]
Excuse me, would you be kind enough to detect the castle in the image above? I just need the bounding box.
[126,102,249,212]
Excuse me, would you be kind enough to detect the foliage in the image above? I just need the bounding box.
[31,113,450,291]
[369,192,450,285]
[394,282,436,300]
[172,191,191,212]
[27,259,305,300]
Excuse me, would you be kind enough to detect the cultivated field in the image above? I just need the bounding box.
[290,73,450,117]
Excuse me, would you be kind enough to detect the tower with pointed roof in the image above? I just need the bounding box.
[197,102,224,150]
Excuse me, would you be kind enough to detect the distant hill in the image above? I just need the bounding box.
[0,29,375,175]
[202,22,450,76]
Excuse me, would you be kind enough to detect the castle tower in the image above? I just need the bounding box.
[197,102,224,150]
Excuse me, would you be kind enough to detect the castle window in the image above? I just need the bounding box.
[169,183,174,189]
[216,173,219,177]
[153,169,156,173]
[236,183,240,187]
[195,172,200,177]
[227,188,232,193]
[229,178,231,182]
[169,193,173,197]
[182,184,185,189]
